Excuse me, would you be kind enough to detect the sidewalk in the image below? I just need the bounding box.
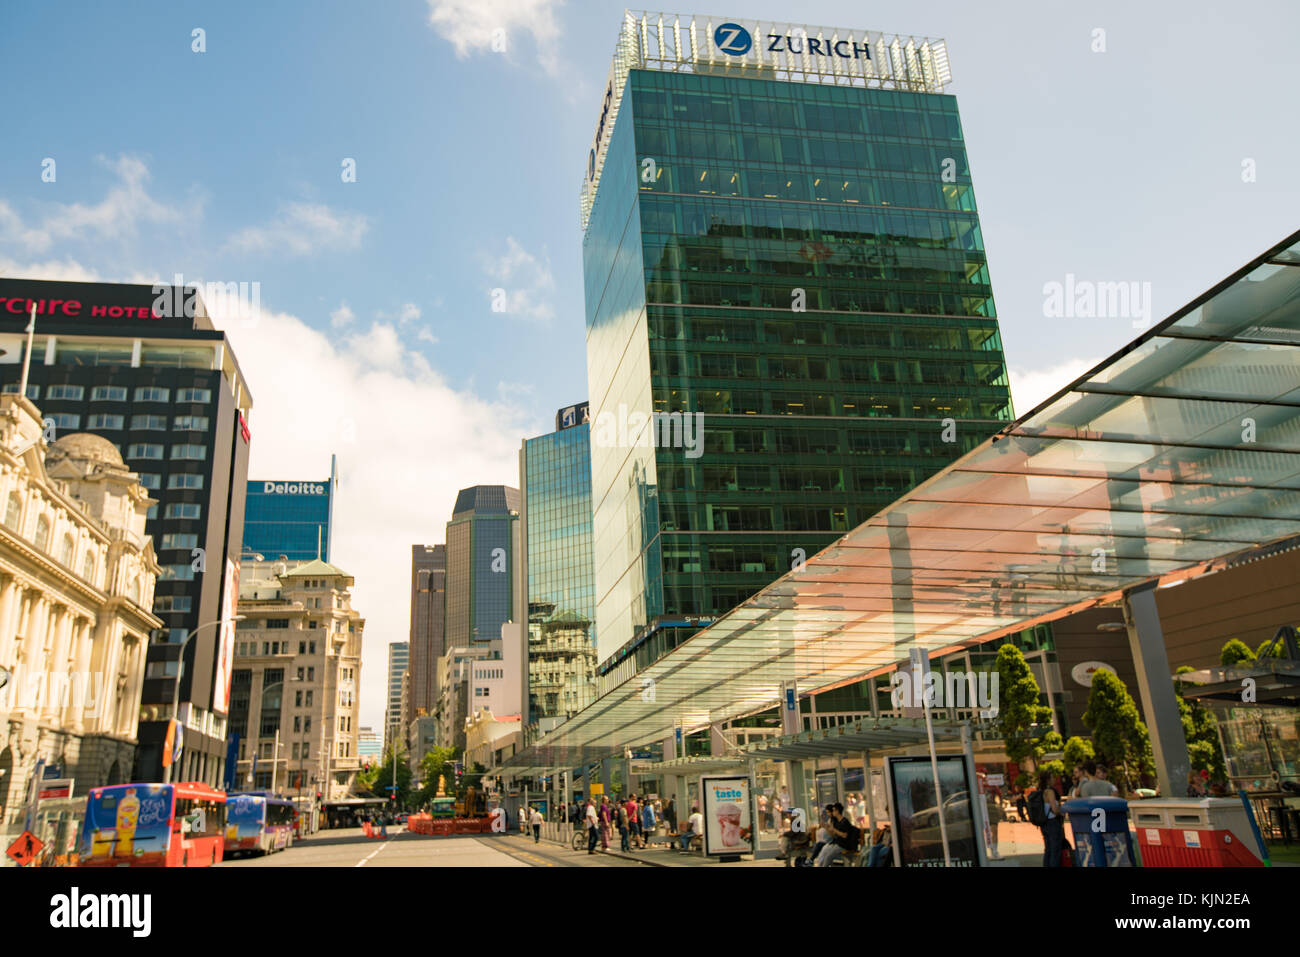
[507,829,784,866]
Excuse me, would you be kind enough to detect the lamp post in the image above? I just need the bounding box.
[164,615,245,784]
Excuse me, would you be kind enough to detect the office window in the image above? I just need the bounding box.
[297,667,304,681]
[293,716,301,733]
[309,641,317,654]
[265,619,289,629]
[130,414,168,430]
[295,690,302,707]
[165,503,202,520]
[173,415,209,431]
[34,516,50,551]
[159,565,196,581]
[127,443,164,460]
[171,444,207,460]
[305,690,313,706]
[307,667,314,681]
[298,641,305,654]
[176,388,212,403]
[160,532,198,550]
[3,383,40,399]
[167,473,203,490]
[136,473,161,490]
[134,387,170,402]
[154,595,193,614]
[87,414,124,430]
[91,386,127,402]
[46,413,80,430]
[46,385,84,400]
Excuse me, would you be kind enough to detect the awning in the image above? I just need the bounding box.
[1178,661,1300,707]
[501,229,1300,776]
[738,715,966,762]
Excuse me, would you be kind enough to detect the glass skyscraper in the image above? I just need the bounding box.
[583,15,1013,676]
[243,457,336,562]
[520,415,597,726]
[444,485,521,646]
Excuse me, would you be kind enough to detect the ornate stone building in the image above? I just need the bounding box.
[0,394,161,823]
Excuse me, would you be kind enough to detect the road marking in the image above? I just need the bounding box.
[355,842,389,867]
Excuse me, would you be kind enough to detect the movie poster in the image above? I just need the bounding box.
[700,776,753,856]
[887,755,979,867]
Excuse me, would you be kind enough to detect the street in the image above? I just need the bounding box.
[218,828,646,867]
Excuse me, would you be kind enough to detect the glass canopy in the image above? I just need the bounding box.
[509,230,1300,776]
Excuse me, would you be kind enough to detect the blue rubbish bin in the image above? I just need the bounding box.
[1062,797,1137,867]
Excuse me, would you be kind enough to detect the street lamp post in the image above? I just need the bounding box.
[164,615,245,784]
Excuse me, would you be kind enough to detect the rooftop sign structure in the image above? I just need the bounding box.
[505,228,1300,773]
[580,11,952,228]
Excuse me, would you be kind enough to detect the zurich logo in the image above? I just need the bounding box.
[713,22,752,56]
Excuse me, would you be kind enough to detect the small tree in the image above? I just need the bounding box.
[993,644,1053,786]
[1174,666,1226,785]
[417,745,460,806]
[1220,639,1256,666]
[1063,735,1095,770]
[1082,669,1152,794]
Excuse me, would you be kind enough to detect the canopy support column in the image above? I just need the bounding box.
[1122,582,1190,798]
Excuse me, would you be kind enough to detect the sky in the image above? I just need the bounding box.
[1,0,1296,730]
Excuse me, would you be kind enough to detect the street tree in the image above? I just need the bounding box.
[1081,669,1152,794]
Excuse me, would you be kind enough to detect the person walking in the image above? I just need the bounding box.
[599,795,612,851]
[529,805,544,843]
[617,799,631,851]
[625,794,641,849]
[664,795,677,833]
[1030,771,1066,867]
[584,798,600,854]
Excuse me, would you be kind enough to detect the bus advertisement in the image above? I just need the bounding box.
[225,793,295,856]
[78,782,226,867]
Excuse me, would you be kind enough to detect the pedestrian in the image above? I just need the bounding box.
[1095,764,1119,797]
[617,799,631,851]
[1029,770,1066,867]
[599,795,612,851]
[530,805,544,843]
[1067,764,1085,799]
[585,798,600,854]
[757,793,768,832]
[665,794,677,832]
[1078,760,1114,798]
[641,795,657,846]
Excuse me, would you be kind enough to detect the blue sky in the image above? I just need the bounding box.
[2,0,1297,728]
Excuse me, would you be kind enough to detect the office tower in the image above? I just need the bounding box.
[408,543,446,729]
[443,486,521,647]
[384,641,408,754]
[519,404,598,728]
[243,456,337,562]
[229,558,365,803]
[581,15,1013,679]
[0,278,253,784]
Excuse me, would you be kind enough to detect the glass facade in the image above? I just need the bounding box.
[522,422,598,723]
[584,67,1013,667]
[243,476,333,562]
[443,485,520,646]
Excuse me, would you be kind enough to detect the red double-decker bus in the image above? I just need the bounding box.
[78,782,227,867]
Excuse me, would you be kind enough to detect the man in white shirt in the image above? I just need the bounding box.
[529,806,544,843]
[584,799,600,854]
[678,805,705,851]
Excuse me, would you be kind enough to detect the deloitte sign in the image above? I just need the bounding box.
[261,481,327,495]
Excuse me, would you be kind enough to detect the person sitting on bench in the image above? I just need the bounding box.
[815,803,859,867]
[677,805,704,850]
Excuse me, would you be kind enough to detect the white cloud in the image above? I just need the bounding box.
[330,302,356,328]
[481,236,556,322]
[0,155,195,254]
[1,253,535,732]
[417,327,439,345]
[398,302,420,325]
[1009,357,1101,417]
[225,201,367,257]
[425,0,565,75]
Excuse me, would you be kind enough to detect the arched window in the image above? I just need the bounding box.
[60,535,74,567]
[34,515,50,551]
[3,492,20,531]
[82,551,96,584]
